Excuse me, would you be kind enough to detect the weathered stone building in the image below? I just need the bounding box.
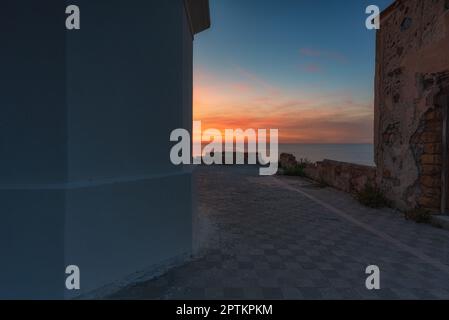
[375,0,449,212]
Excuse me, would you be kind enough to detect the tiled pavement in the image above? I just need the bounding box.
[109,166,449,300]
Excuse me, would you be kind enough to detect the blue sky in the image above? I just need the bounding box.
[193,0,394,143]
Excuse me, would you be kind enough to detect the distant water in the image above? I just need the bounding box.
[280,144,375,166]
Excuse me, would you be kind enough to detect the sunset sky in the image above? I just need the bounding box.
[193,0,393,144]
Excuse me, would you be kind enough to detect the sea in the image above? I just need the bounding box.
[279,144,375,166]
[194,143,375,167]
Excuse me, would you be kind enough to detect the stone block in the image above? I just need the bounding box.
[423,143,442,154]
[419,132,442,143]
[420,175,441,188]
[419,196,440,209]
[420,154,443,165]
[421,164,442,175]
[279,153,298,169]
[421,186,441,197]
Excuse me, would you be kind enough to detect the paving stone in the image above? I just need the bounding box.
[109,167,449,300]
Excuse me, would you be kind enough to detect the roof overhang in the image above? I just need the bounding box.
[185,0,211,36]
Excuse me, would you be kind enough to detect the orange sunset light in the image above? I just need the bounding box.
[193,69,374,144]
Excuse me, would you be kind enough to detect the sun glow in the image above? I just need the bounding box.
[193,69,373,144]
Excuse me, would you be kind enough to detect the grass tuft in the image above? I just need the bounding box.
[283,163,306,177]
[356,183,390,208]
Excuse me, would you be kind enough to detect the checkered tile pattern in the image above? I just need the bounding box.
[110,167,449,300]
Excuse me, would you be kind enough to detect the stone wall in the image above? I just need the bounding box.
[305,160,377,194]
[410,106,444,210]
[375,0,449,212]
[279,153,377,194]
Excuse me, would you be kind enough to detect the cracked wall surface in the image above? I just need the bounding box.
[375,0,449,211]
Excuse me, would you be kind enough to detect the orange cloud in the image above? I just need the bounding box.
[193,67,373,144]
